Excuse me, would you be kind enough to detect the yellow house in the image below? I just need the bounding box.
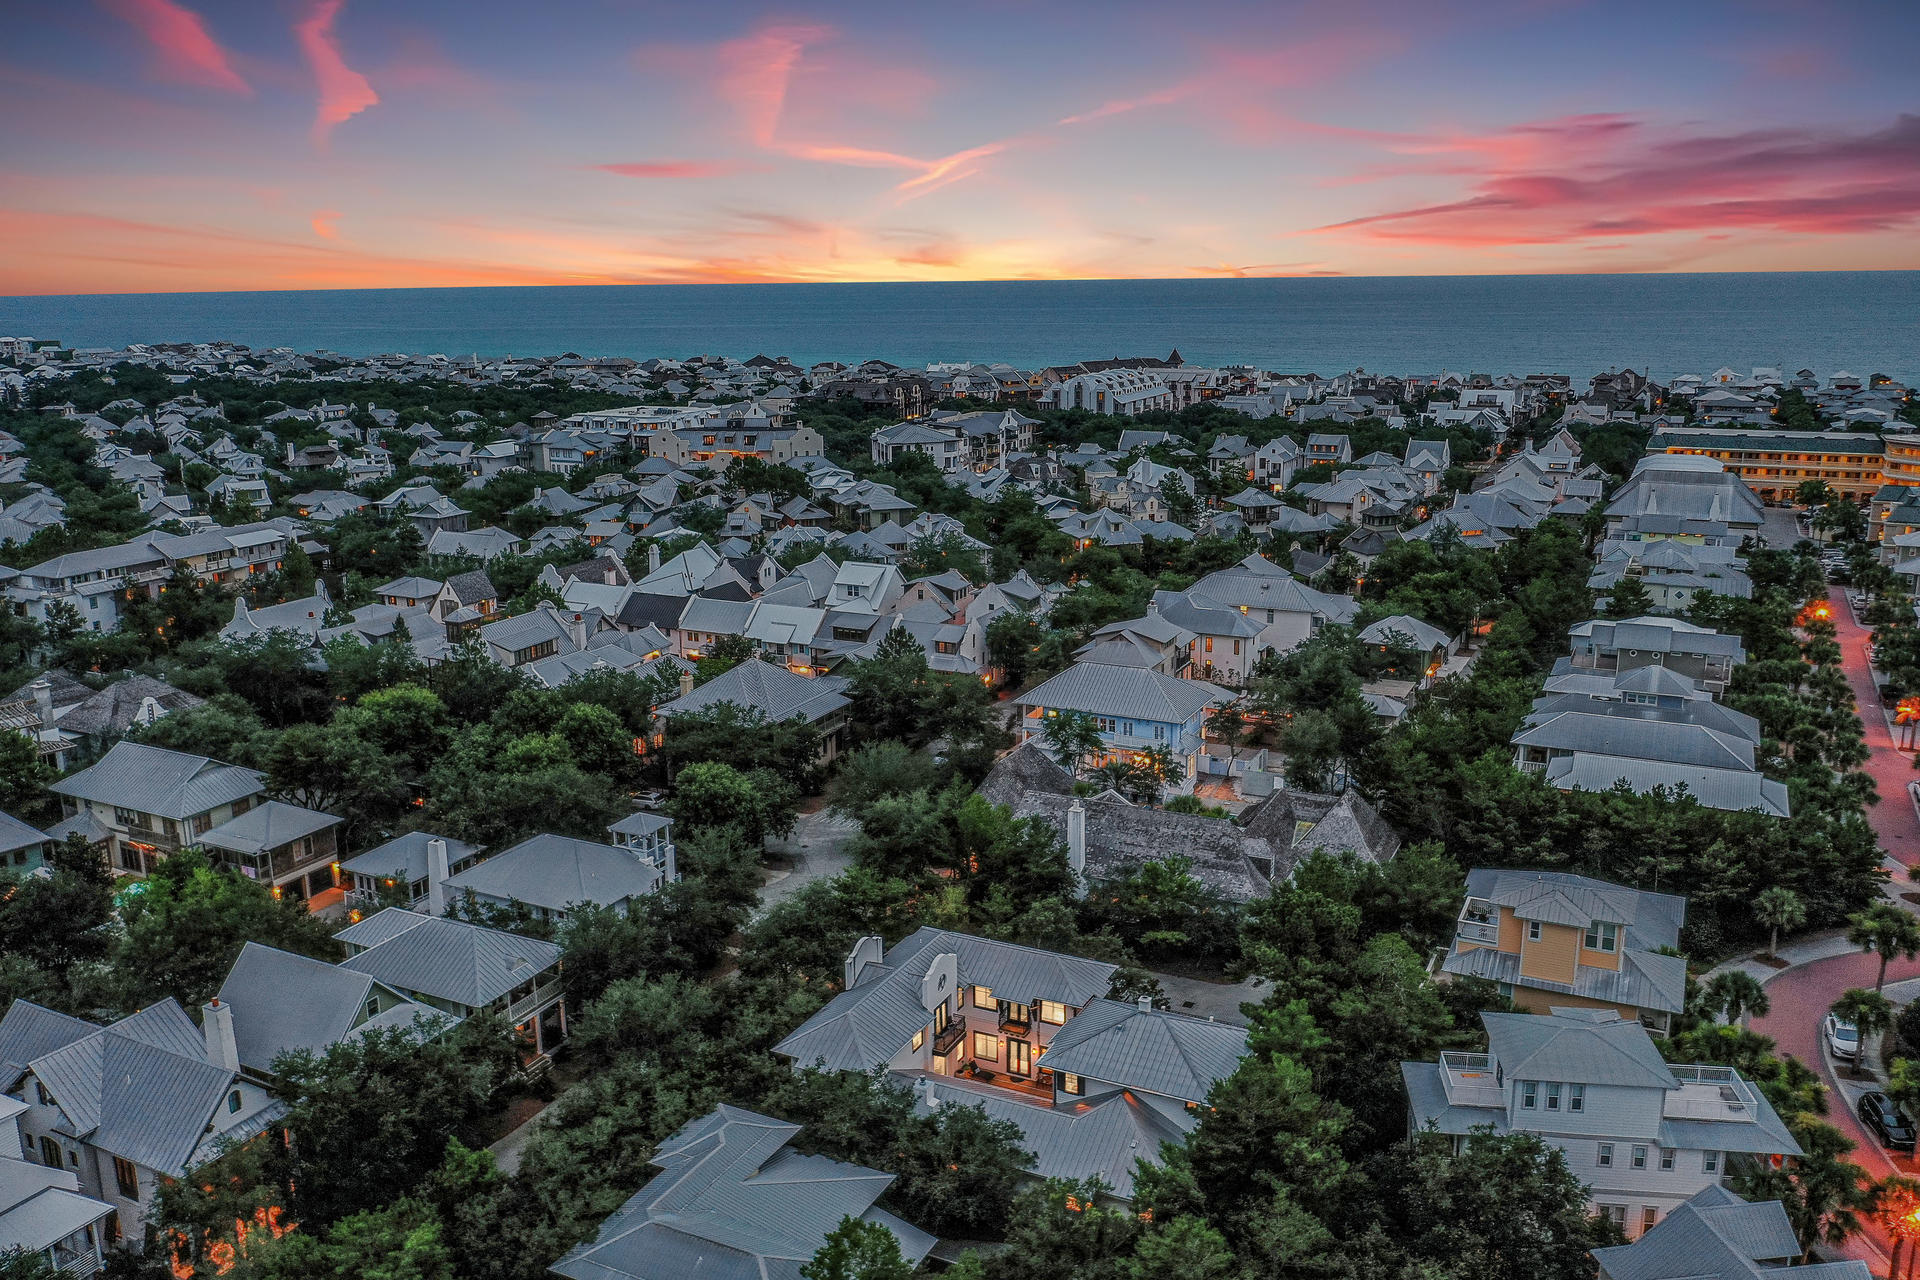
[1439,869,1687,1034]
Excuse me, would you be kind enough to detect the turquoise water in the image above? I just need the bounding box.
[2,273,1916,382]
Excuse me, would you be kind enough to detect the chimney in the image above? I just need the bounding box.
[1066,798,1086,895]
[202,998,239,1074]
[845,935,885,990]
[648,543,661,574]
[1137,995,1153,1012]
[28,679,51,725]
[426,838,450,917]
[678,668,695,698]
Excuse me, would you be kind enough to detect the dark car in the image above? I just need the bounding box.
[1858,1091,1917,1152]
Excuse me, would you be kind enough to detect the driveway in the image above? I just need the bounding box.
[757,807,859,916]
[1760,506,1809,550]
[1836,591,1920,871]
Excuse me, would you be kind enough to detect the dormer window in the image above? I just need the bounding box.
[1584,920,1619,953]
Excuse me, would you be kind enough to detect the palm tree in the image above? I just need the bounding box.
[1875,1174,1920,1280]
[1756,887,1806,962]
[1699,971,1771,1026]
[1833,988,1895,1078]
[1847,903,1920,992]
[1737,1116,1874,1262]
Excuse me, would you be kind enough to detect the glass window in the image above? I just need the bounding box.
[1597,1143,1613,1167]
[1060,1072,1083,1096]
[1584,920,1619,952]
[1569,1085,1585,1113]
[1527,921,1542,941]
[113,1156,139,1200]
[1604,1205,1626,1229]
[972,985,994,1007]
[1545,1083,1561,1111]
[227,1090,242,1114]
[1703,1150,1720,1174]
[912,1028,925,1052]
[1521,1081,1537,1109]
[1630,1145,1648,1169]
[1659,1149,1675,1171]
[1641,1207,1657,1235]
[973,1032,998,1061]
[1039,1001,1068,1025]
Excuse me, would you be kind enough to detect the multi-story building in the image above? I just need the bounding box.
[1647,427,1895,503]
[1012,654,1229,788]
[775,929,1246,1201]
[1403,1008,1801,1240]
[1592,1185,1869,1279]
[1562,617,1746,692]
[47,741,265,877]
[3,522,291,632]
[1439,870,1686,1033]
[1042,369,1174,417]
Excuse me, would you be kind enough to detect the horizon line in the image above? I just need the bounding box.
[5,265,1920,303]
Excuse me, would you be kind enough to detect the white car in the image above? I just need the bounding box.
[1825,1013,1861,1061]
[1909,780,1920,822]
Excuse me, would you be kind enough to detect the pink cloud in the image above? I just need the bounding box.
[1316,113,1920,249]
[295,0,378,147]
[311,210,341,239]
[716,21,831,147]
[100,0,249,94]
[596,161,738,179]
[1058,88,1185,127]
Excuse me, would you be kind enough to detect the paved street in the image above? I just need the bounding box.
[1733,586,1920,1271]
[757,807,858,916]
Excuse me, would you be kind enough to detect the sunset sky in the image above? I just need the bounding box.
[5,0,1919,295]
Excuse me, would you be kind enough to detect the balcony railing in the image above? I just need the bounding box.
[1439,1051,1505,1109]
[1455,898,1499,945]
[505,977,565,1024]
[998,1008,1032,1034]
[932,1018,967,1057]
[1665,1064,1759,1120]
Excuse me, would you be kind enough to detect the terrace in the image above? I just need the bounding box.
[1439,1051,1505,1109]
[1664,1064,1761,1121]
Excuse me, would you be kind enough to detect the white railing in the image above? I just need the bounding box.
[1664,1064,1759,1120]
[1439,1051,1504,1108]
[505,978,564,1024]
[1455,899,1499,945]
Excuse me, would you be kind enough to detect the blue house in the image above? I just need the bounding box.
[1011,655,1230,790]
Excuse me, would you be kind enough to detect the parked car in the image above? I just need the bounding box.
[630,788,668,810]
[1908,780,1920,823]
[1825,1013,1861,1061]
[1858,1091,1917,1151]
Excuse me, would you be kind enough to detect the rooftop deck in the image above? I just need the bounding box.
[1439,1051,1504,1109]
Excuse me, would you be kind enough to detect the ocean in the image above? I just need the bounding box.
[2,272,1916,383]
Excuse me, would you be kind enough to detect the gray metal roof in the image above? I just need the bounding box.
[1038,999,1246,1103]
[658,660,850,725]
[26,999,261,1176]
[1017,659,1229,725]
[198,800,340,855]
[1592,1186,1856,1280]
[551,1104,934,1280]
[0,810,48,856]
[338,909,562,1008]
[215,942,434,1073]
[912,1074,1189,1202]
[49,741,263,820]
[775,928,1118,1073]
[1465,869,1685,952]
[338,830,484,885]
[1358,614,1451,652]
[445,833,663,913]
[1543,753,1791,818]
[0,1001,95,1084]
[1483,1009,1677,1089]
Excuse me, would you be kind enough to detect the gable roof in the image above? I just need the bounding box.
[658,659,850,725]
[443,833,663,913]
[775,929,1118,1073]
[214,942,433,1073]
[48,741,262,820]
[1017,660,1230,725]
[1592,1185,1860,1280]
[1037,998,1246,1103]
[338,909,563,1008]
[0,1002,95,1085]
[1483,1009,1677,1089]
[551,1104,934,1280]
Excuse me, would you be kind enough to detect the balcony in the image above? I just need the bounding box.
[1455,897,1499,946]
[932,1018,968,1058]
[1439,1051,1505,1109]
[1664,1064,1760,1121]
[505,977,565,1024]
[998,1006,1032,1034]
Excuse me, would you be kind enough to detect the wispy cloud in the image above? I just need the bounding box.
[1058,87,1185,127]
[295,0,378,147]
[596,160,739,179]
[99,0,249,94]
[310,209,341,239]
[716,21,831,147]
[1316,114,1920,249]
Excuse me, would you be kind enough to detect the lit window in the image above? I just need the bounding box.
[972,985,994,1007]
[1060,1073,1083,1096]
[973,1032,998,1061]
[912,1028,925,1052]
[1039,1001,1067,1025]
